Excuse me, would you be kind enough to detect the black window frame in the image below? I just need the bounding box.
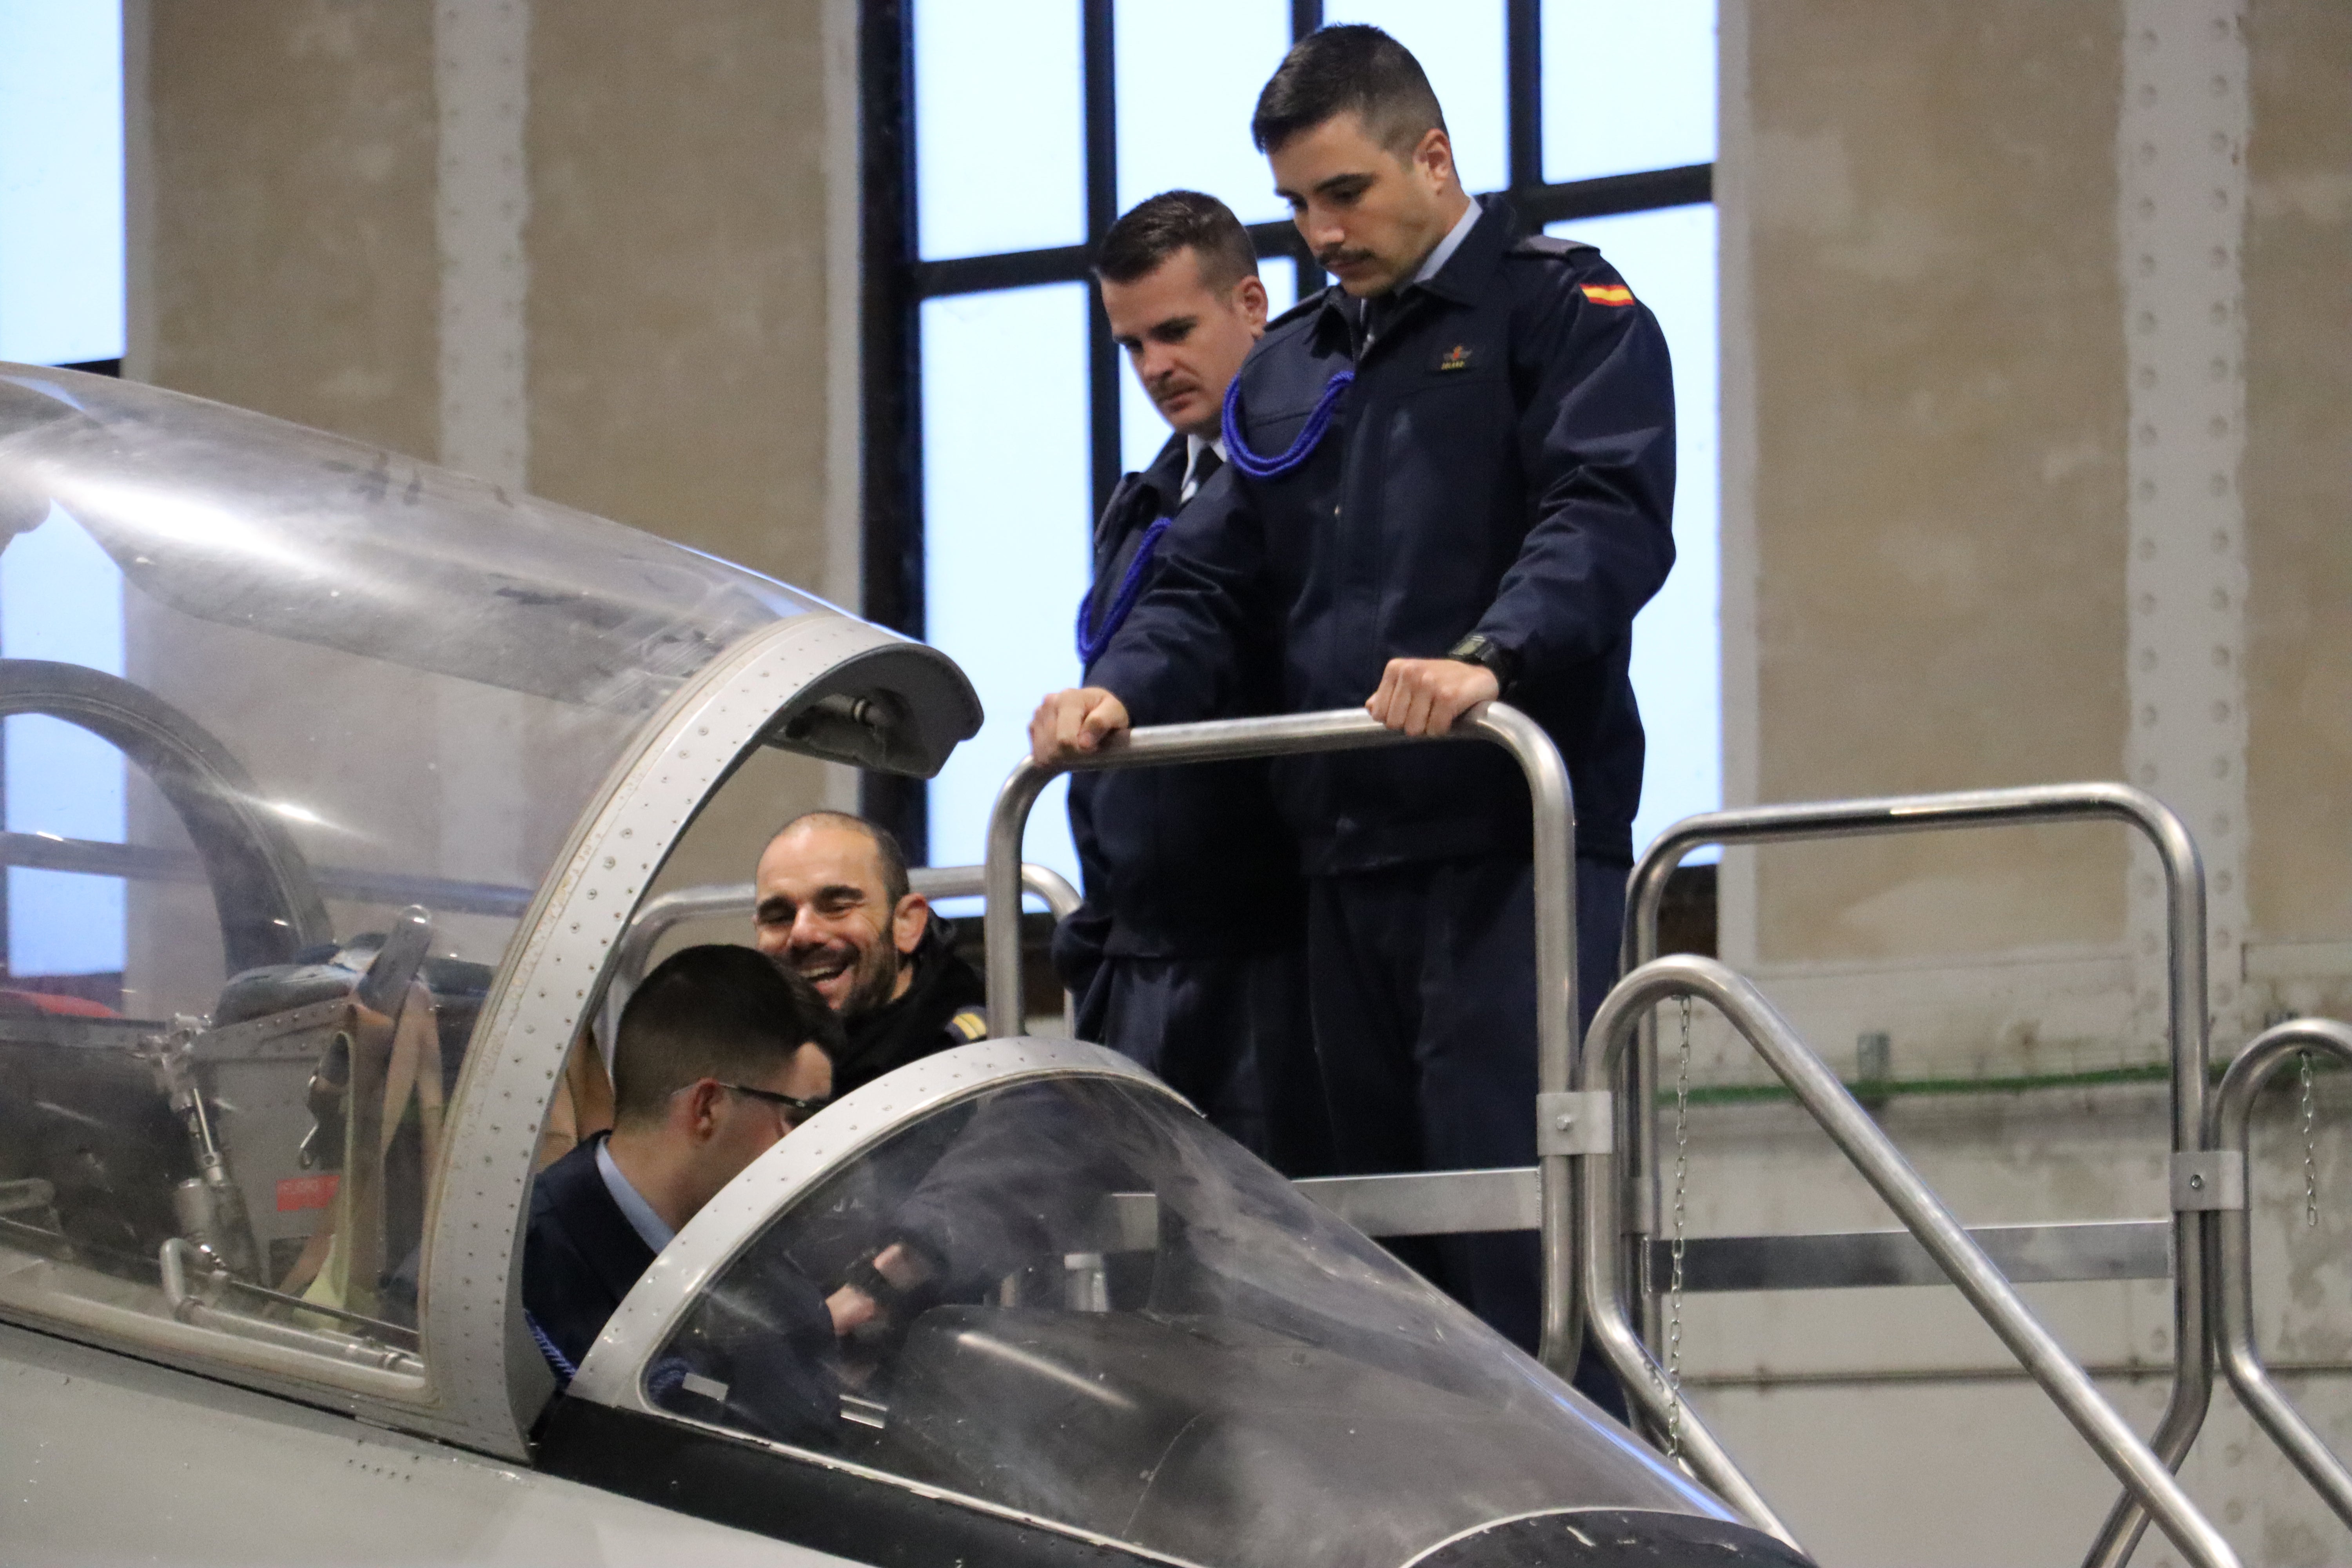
[858,0,1711,858]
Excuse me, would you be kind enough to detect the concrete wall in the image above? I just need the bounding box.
[523,0,832,592]
[139,0,845,575]
[1729,0,2352,1025]
[130,0,854,930]
[1703,3,2352,1563]
[2242,0,2352,962]
[144,2,440,455]
[1742,1,2131,970]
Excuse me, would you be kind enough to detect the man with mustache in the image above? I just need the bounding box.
[1058,190,1328,1175]
[752,811,986,1098]
[1028,25,1674,1408]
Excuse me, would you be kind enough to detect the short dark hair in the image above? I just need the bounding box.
[1094,191,1259,293]
[1251,25,1446,157]
[770,809,910,907]
[611,945,842,1127]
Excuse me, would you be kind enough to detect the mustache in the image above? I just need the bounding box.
[1315,245,1376,270]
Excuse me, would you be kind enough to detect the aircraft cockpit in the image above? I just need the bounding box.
[0,363,978,1429]
[546,1037,1792,1566]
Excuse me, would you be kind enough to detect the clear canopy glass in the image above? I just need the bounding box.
[635,1070,1737,1567]
[0,363,838,1384]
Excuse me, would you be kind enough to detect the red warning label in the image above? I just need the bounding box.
[276,1174,340,1213]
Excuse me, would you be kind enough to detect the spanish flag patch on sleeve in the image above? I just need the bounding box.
[1579,282,1635,306]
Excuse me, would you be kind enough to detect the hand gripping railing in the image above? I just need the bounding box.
[1621,783,2212,1568]
[604,862,1085,1040]
[984,703,1589,1375]
[1577,955,2241,1568]
[2206,1016,2352,1530]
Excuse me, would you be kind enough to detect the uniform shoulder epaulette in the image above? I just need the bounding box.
[1508,233,1599,263]
[945,1007,989,1044]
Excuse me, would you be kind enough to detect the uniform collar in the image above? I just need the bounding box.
[1134,432,1189,509]
[1405,194,1515,305]
[1309,196,1515,350]
[594,1133,674,1252]
[1412,197,1482,286]
[1095,434,1187,555]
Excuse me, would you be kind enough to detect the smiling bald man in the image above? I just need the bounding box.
[752,811,988,1098]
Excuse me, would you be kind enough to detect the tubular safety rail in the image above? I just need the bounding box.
[1577,955,2239,1568]
[1621,783,2213,1568]
[606,862,1085,1039]
[2207,1017,2352,1531]
[984,703,1591,1376]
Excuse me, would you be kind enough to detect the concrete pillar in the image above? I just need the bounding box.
[2242,0,2352,1013]
[1737,2,2131,982]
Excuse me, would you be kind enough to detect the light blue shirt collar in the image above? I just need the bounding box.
[595,1136,675,1253]
[1412,196,1482,286]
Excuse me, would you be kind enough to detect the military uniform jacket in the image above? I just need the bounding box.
[1089,201,1676,872]
[1059,432,1303,973]
[523,1134,654,1372]
[834,919,988,1098]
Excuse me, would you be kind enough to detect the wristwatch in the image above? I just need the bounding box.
[1445,633,1519,693]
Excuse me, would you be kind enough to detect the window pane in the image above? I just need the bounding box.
[1321,2,1506,195]
[1543,0,1717,184]
[1115,254,1299,475]
[922,286,1090,886]
[3,503,126,979]
[1114,0,1292,226]
[0,0,125,364]
[915,0,1084,261]
[1549,206,1719,857]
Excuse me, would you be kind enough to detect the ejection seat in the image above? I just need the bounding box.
[0,656,496,1339]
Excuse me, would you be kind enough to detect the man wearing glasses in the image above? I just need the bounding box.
[524,944,842,1376]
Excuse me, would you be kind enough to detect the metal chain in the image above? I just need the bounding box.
[1665,995,1693,1461]
[2302,1050,2319,1230]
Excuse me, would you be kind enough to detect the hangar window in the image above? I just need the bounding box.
[864,0,1721,877]
[0,0,132,1005]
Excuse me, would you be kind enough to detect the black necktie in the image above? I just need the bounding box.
[1187,445,1222,496]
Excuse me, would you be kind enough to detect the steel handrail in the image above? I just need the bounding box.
[1621,782,2211,1568]
[985,703,1586,1375]
[2208,1016,2352,1529]
[1577,955,2240,1568]
[605,863,1084,1037]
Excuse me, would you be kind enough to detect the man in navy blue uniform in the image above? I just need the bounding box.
[753,811,988,1098]
[1060,191,1328,1176]
[1029,27,1674,1397]
[524,945,841,1387]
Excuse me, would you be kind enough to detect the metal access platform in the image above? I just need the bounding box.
[973,704,2347,1568]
